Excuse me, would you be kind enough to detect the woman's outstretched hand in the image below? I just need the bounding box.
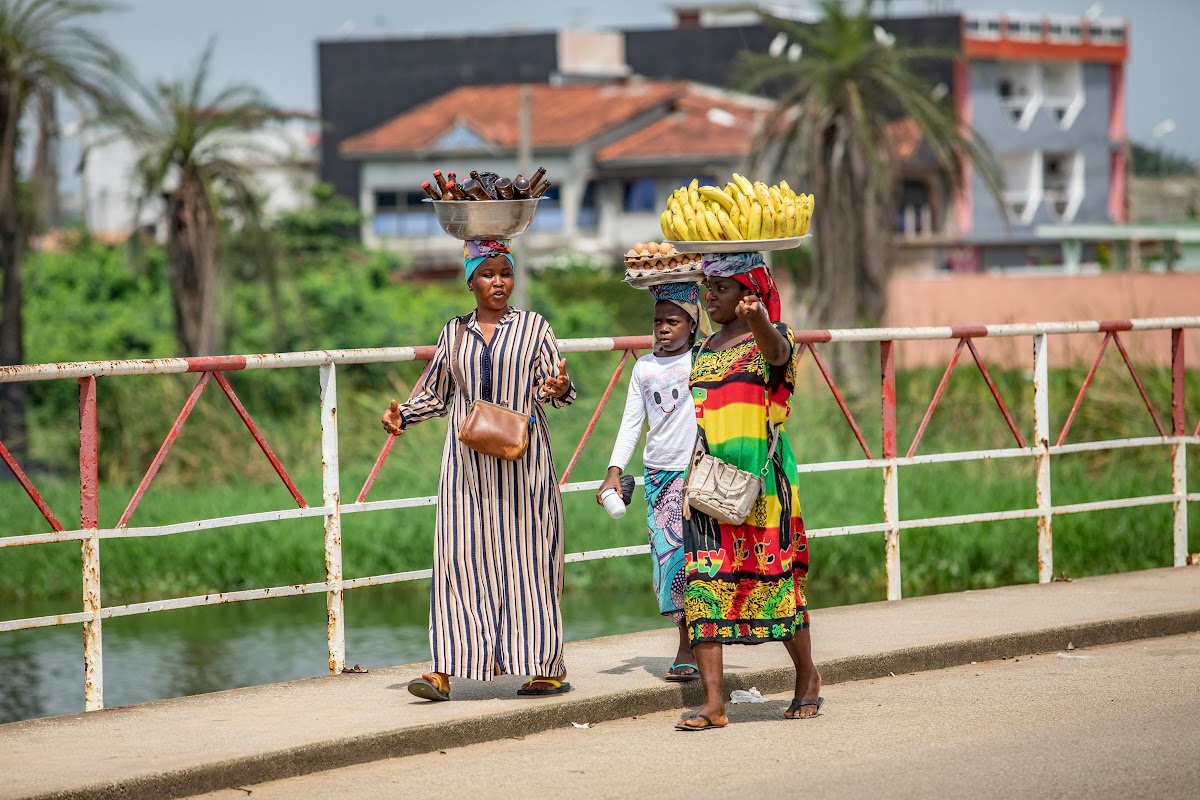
[735,293,769,324]
[381,399,404,436]
[543,358,570,399]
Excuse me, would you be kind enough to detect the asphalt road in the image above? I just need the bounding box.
[191,632,1200,800]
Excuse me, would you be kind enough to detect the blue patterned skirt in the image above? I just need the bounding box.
[644,468,686,624]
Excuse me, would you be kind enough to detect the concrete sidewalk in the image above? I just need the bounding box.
[3,567,1198,800]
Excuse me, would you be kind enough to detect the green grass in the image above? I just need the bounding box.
[3,357,1199,609]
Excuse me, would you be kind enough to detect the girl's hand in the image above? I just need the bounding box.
[596,467,622,506]
[735,294,769,323]
[543,358,570,398]
[381,399,404,436]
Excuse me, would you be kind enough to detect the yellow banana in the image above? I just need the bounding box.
[680,198,696,226]
[672,209,689,240]
[736,194,750,222]
[779,179,797,202]
[692,199,714,240]
[737,208,749,238]
[731,173,755,198]
[768,186,785,217]
[703,209,726,241]
[670,199,691,238]
[752,181,773,210]
[699,186,735,213]
[783,196,797,237]
[716,206,742,240]
[688,178,700,208]
[761,204,776,238]
[660,210,673,239]
[747,202,762,239]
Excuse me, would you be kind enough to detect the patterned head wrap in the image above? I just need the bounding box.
[463,239,515,283]
[701,251,781,322]
[648,281,712,336]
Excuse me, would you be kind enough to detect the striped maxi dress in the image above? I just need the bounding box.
[394,307,576,681]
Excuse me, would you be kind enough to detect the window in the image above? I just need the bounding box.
[965,15,1001,39]
[1089,22,1125,45]
[1042,151,1083,222]
[996,62,1040,129]
[623,178,658,212]
[579,180,599,230]
[374,190,400,211]
[1001,151,1041,226]
[1042,61,1084,129]
[1047,17,1081,43]
[1009,17,1042,41]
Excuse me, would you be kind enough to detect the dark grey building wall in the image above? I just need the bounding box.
[318,33,558,198]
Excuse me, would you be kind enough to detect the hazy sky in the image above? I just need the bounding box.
[86,0,1198,157]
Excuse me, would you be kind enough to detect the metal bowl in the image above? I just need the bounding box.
[424,198,543,240]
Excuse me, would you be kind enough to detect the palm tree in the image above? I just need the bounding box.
[737,0,1001,336]
[99,40,276,356]
[0,0,127,462]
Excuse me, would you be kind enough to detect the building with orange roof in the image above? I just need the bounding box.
[340,79,774,261]
[322,7,1130,271]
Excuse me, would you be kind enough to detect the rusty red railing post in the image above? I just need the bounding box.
[1171,329,1188,567]
[880,340,901,601]
[1033,333,1053,583]
[558,348,636,486]
[79,375,104,711]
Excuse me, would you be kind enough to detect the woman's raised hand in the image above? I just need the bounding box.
[735,293,769,323]
[542,358,570,399]
[381,399,404,436]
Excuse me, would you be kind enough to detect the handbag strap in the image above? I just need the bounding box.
[691,331,781,477]
[448,314,539,413]
[448,316,472,401]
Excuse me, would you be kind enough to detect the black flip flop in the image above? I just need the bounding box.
[407,676,450,702]
[516,678,572,697]
[786,696,824,719]
[675,713,726,732]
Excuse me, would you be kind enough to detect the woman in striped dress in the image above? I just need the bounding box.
[675,252,821,731]
[381,239,575,701]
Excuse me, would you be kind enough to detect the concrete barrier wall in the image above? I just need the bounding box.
[881,272,1200,369]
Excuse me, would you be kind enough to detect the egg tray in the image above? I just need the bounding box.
[623,263,706,290]
[622,251,700,275]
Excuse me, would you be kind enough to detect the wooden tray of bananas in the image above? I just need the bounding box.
[660,175,814,252]
[623,241,704,289]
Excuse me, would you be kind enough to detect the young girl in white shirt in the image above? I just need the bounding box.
[597,281,707,682]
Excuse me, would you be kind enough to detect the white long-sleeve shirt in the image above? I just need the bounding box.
[607,352,696,472]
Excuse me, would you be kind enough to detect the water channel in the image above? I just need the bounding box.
[0,583,676,724]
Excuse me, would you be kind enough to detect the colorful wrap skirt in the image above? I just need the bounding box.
[644,468,686,625]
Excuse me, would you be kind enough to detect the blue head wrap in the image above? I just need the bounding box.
[463,239,515,283]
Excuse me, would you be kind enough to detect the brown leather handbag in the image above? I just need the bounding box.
[449,317,533,461]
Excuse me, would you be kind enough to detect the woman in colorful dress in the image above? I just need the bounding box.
[675,252,821,731]
[381,239,575,701]
[597,281,708,682]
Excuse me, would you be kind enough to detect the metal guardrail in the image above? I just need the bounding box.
[1,317,1196,712]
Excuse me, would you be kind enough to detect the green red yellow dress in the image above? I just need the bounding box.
[683,323,809,644]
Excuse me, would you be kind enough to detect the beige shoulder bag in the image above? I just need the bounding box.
[683,425,779,525]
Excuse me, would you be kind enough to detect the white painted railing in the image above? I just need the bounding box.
[0,317,1196,712]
